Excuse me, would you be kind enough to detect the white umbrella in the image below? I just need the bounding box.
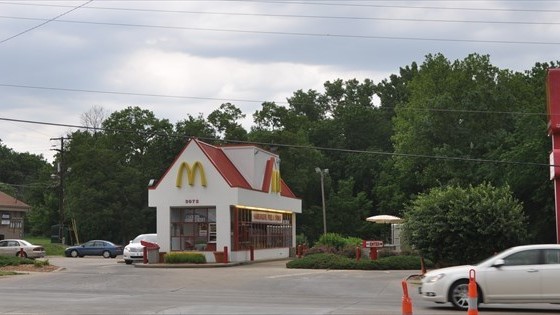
[365,214,403,224]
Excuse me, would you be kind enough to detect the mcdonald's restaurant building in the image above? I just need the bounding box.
[148,138,302,263]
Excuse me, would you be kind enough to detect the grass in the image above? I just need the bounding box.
[23,236,67,256]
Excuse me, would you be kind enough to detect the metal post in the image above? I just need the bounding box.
[316,168,328,235]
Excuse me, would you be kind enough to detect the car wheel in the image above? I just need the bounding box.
[16,251,27,258]
[449,280,469,310]
[102,251,111,258]
[125,259,132,265]
[70,250,79,258]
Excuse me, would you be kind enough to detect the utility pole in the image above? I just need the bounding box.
[51,137,68,244]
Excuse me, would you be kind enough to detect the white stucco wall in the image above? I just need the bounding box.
[148,140,302,261]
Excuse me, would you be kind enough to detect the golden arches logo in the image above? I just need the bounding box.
[271,169,281,193]
[176,161,207,188]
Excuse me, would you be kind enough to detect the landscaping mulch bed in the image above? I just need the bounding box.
[0,264,60,273]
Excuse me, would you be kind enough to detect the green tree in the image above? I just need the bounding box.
[0,140,56,236]
[208,103,248,141]
[403,183,527,266]
[64,107,176,243]
[327,178,373,239]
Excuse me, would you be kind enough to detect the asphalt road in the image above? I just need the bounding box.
[1,257,559,315]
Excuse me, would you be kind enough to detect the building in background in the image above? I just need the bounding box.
[0,191,29,240]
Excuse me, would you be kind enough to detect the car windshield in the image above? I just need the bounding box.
[475,247,511,266]
[131,234,157,244]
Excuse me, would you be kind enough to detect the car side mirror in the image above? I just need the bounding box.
[492,258,505,268]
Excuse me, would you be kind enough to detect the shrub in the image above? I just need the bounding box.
[315,233,347,250]
[0,256,35,267]
[337,244,360,259]
[287,253,433,270]
[287,253,357,269]
[377,248,399,258]
[164,252,206,264]
[344,237,363,247]
[303,245,337,256]
[33,259,50,267]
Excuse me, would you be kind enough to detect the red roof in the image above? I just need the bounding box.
[0,191,30,211]
[150,138,298,199]
[194,140,252,189]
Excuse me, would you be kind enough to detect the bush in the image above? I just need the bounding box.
[164,252,206,264]
[0,256,36,267]
[34,259,50,267]
[287,253,358,269]
[303,245,337,256]
[287,253,433,270]
[344,237,363,247]
[315,233,347,249]
[377,248,399,258]
[338,244,360,259]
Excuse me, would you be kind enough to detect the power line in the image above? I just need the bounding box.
[0,116,552,168]
[2,2,560,25]
[0,83,548,117]
[3,0,560,14]
[0,83,264,103]
[2,15,558,45]
[0,0,92,45]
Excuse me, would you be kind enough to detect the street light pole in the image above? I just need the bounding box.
[315,167,328,235]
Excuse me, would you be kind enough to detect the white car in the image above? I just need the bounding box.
[0,239,46,259]
[123,233,157,265]
[420,244,560,310]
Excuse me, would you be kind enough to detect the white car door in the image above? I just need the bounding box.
[482,249,541,302]
[7,240,20,255]
[0,240,8,255]
[541,248,560,300]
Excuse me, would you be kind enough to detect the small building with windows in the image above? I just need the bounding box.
[148,138,302,262]
[0,191,29,240]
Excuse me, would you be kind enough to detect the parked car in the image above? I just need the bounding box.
[420,244,560,310]
[0,239,46,259]
[64,240,123,258]
[123,233,157,265]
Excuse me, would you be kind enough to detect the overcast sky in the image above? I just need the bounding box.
[1,0,559,162]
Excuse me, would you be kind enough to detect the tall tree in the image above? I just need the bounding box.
[65,107,175,243]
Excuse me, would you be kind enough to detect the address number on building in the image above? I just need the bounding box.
[362,240,383,248]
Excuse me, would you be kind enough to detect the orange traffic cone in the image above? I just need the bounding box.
[401,280,413,315]
[467,269,478,315]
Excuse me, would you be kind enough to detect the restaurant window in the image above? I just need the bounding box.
[233,207,292,251]
[170,207,216,251]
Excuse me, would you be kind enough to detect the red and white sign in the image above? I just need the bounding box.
[362,240,383,248]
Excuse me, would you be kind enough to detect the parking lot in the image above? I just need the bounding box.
[0,257,559,314]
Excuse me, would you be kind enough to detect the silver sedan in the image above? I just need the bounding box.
[0,239,46,258]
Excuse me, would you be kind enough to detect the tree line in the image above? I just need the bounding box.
[1,53,558,262]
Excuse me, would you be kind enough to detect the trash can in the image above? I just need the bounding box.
[147,248,160,264]
[141,240,160,264]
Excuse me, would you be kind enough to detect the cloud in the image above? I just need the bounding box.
[1,1,560,163]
